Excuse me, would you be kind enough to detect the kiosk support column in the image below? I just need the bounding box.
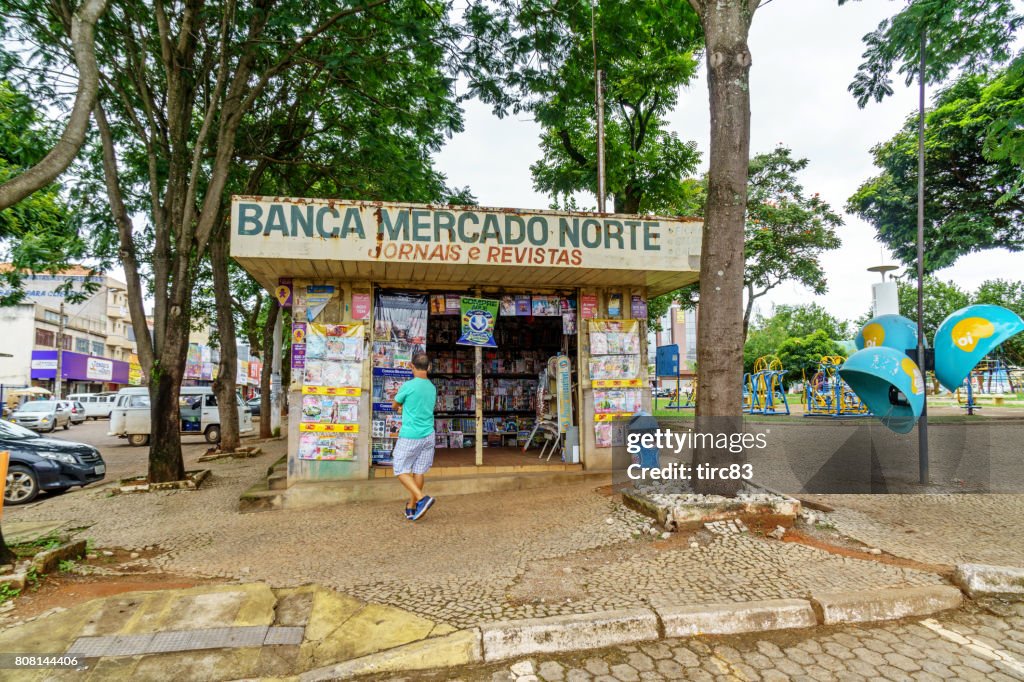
[474,288,483,466]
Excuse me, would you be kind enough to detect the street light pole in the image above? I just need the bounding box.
[916,29,929,485]
[591,0,606,213]
[55,301,65,399]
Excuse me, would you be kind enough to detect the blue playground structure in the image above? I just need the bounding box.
[804,355,871,419]
[743,356,790,415]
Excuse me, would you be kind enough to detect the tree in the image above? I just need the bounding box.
[4,0,473,482]
[684,0,760,496]
[0,81,89,305]
[776,330,845,386]
[895,276,969,344]
[0,0,108,210]
[848,71,1024,270]
[744,303,851,373]
[654,147,843,335]
[466,0,703,213]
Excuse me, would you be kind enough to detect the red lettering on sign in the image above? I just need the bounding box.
[398,243,414,259]
[570,249,582,265]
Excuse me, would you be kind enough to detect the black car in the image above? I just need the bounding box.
[246,397,261,417]
[1,419,106,505]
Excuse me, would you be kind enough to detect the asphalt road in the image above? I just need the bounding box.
[39,418,219,486]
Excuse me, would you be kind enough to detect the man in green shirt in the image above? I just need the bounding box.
[392,352,438,521]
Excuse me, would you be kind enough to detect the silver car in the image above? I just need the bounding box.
[10,400,72,432]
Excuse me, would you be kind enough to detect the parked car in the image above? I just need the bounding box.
[1,418,106,505]
[9,400,72,432]
[66,401,87,425]
[109,386,254,446]
[246,397,261,417]
[68,392,118,419]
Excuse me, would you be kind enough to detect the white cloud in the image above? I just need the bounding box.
[433,0,1023,332]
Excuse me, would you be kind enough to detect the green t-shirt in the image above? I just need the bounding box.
[395,377,437,439]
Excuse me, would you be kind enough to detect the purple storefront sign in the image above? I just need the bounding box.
[30,350,130,384]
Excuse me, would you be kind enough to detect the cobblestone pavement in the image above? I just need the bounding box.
[3,436,943,630]
[415,602,1024,681]
[812,494,1024,568]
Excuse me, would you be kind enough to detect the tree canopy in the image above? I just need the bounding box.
[848,70,1024,270]
[650,146,842,334]
[466,0,703,213]
[0,80,88,305]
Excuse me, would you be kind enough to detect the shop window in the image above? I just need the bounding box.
[35,329,55,346]
[61,335,72,350]
[75,338,90,353]
[92,341,104,356]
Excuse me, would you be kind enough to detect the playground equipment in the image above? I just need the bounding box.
[837,305,1024,433]
[956,358,1019,414]
[744,355,790,415]
[804,355,871,418]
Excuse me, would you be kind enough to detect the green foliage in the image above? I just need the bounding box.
[652,147,842,332]
[0,81,89,305]
[841,0,1022,107]
[743,304,851,374]
[776,330,845,385]
[848,69,1024,269]
[58,559,76,573]
[896,276,969,343]
[0,583,19,604]
[467,0,703,212]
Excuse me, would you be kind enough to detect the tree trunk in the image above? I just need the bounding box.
[211,222,240,452]
[743,284,755,340]
[260,301,280,439]
[690,0,756,496]
[0,526,16,565]
[147,340,187,482]
[0,0,109,210]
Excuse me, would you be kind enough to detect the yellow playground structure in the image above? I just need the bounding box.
[743,355,790,415]
[804,355,871,418]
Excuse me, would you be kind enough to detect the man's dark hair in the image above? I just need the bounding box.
[412,352,430,371]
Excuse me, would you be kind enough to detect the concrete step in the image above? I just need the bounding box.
[268,472,289,491]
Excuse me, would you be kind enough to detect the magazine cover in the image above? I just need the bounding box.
[302,359,324,386]
[594,422,613,448]
[590,332,609,355]
[500,295,516,316]
[514,295,532,315]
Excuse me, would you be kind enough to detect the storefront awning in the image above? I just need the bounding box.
[231,197,702,297]
[31,350,130,384]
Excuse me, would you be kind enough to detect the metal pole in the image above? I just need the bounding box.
[270,310,283,434]
[591,0,606,212]
[916,29,929,485]
[55,301,65,399]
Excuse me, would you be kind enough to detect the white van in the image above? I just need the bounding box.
[68,393,118,419]
[109,386,254,446]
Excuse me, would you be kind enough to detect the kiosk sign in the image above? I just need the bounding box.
[231,197,700,274]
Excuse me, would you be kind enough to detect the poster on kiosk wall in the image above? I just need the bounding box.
[457,297,499,348]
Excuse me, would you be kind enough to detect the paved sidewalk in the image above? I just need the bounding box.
[0,583,466,681]
[437,602,1024,681]
[4,439,944,630]
[814,494,1024,568]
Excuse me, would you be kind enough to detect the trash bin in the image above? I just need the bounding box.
[628,411,660,468]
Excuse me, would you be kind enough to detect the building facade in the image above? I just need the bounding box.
[0,266,140,396]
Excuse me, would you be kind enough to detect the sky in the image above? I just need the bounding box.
[433,0,1022,325]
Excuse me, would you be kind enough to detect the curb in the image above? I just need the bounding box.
[953,563,1024,600]
[298,586,966,678]
[657,599,816,638]
[481,609,659,662]
[809,585,963,625]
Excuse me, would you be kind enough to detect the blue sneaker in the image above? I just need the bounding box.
[411,496,435,521]
[405,505,415,520]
